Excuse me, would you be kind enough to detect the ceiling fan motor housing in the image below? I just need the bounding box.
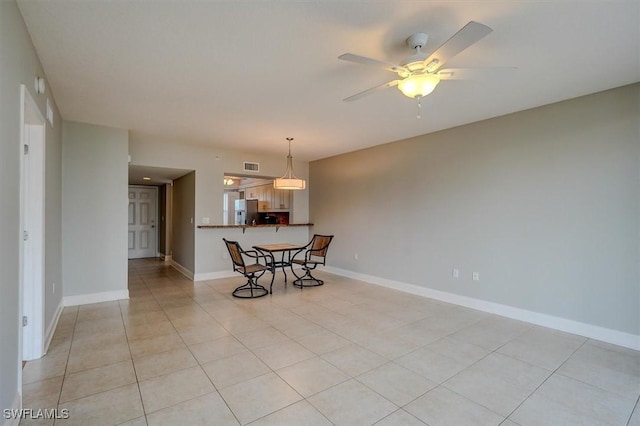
[406,33,428,50]
[401,33,430,73]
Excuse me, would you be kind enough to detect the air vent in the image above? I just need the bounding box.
[243,162,260,172]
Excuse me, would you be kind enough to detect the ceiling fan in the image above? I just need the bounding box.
[339,21,497,102]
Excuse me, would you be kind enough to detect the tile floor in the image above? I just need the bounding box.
[20,258,640,425]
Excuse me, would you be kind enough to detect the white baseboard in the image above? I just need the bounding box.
[158,253,172,262]
[63,290,129,307]
[194,270,236,281]
[43,301,63,354]
[194,265,304,282]
[3,391,21,426]
[324,266,640,351]
[171,260,194,280]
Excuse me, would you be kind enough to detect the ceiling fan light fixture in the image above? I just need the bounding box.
[397,73,440,98]
[274,138,306,190]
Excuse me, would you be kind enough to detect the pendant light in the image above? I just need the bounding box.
[274,137,306,190]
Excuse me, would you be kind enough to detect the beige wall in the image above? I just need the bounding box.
[171,172,196,272]
[1,0,63,412]
[62,121,129,297]
[310,84,639,337]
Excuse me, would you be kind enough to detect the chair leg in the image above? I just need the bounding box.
[232,274,268,298]
[291,264,324,288]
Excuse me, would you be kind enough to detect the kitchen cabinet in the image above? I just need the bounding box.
[244,184,290,211]
[272,188,290,210]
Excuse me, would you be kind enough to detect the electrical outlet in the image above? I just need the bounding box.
[472,272,480,281]
[202,217,210,225]
[452,268,460,279]
[52,282,55,293]
[354,253,358,260]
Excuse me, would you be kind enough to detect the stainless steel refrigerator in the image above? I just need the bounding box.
[234,199,258,225]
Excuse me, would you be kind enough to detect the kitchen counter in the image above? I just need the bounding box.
[197,223,313,233]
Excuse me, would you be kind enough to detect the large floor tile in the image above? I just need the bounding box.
[357,362,436,406]
[219,372,302,424]
[448,315,531,350]
[395,346,476,384]
[60,359,136,403]
[189,335,246,364]
[146,391,239,426]
[443,352,551,416]
[202,350,271,389]
[22,352,68,385]
[57,383,144,426]
[295,329,351,355]
[511,373,636,426]
[252,339,315,370]
[557,340,640,399]
[234,326,290,349]
[66,342,131,374]
[308,379,398,426]
[356,332,420,360]
[374,409,428,426]
[321,344,387,377]
[138,366,215,413]
[133,347,198,380]
[497,326,586,370]
[22,376,63,408]
[248,400,331,426]
[404,386,504,426]
[177,322,230,345]
[276,356,349,398]
[128,332,186,359]
[629,404,640,426]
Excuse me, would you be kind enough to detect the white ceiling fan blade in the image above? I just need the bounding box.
[437,67,517,80]
[338,53,407,73]
[343,80,400,102]
[423,21,493,72]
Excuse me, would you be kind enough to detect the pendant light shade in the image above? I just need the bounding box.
[274,137,306,190]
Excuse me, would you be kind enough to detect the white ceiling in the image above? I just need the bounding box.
[128,165,192,186]
[17,1,640,162]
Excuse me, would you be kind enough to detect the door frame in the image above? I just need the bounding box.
[19,84,46,370]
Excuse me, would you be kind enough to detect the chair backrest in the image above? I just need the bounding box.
[223,238,245,269]
[308,234,333,260]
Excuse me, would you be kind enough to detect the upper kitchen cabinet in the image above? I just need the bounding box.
[245,183,290,211]
[272,188,291,210]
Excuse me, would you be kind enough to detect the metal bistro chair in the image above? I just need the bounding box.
[223,238,272,298]
[290,234,334,288]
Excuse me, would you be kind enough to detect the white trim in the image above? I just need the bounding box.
[194,270,237,281]
[324,266,640,351]
[194,265,305,282]
[63,290,129,307]
[3,391,21,426]
[43,301,64,354]
[171,260,194,280]
[20,84,47,362]
[159,253,172,263]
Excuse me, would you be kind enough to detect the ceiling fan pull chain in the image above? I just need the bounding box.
[416,96,422,119]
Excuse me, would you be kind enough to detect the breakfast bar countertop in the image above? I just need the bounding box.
[197,223,313,229]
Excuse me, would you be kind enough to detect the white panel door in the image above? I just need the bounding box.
[128,186,158,259]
